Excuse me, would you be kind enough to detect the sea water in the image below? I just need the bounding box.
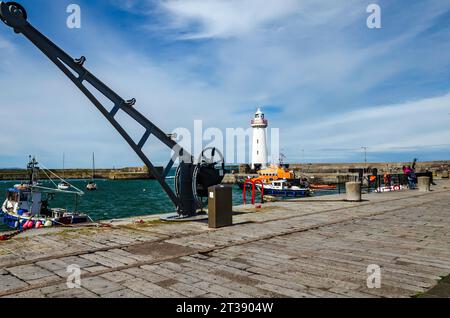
[0,179,339,232]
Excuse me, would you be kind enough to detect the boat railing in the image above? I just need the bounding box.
[251,119,268,126]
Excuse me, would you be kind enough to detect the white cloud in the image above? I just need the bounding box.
[281,93,450,161]
[159,0,301,39]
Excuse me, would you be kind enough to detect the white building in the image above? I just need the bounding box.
[251,108,268,169]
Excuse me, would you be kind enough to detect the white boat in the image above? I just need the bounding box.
[86,153,97,191]
[86,181,97,191]
[57,182,70,191]
[256,179,311,198]
[58,153,70,190]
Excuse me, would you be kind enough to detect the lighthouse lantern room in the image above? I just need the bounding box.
[251,108,268,170]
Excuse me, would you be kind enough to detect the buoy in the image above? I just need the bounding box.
[44,220,53,227]
[22,220,30,230]
[35,221,43,229]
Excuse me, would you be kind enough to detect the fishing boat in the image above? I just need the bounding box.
[256,179,311,198]
[1,157,90,230]
[86,152,97,191]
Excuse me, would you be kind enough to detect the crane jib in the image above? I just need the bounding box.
[0,1,226,217]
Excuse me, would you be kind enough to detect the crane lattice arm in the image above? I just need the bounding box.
[0,1,225,217]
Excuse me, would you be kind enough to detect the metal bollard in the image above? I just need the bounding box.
[346,182,362,202]
[208,185,233,228]
[418,177,431,192]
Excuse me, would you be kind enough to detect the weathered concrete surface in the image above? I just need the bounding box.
[346,182,362,202]
[1,181,450,298]
[418,177,431,192]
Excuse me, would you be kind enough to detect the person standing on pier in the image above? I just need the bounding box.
[403,165,416,189]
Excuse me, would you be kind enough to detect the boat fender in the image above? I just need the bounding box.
[25,220,34,230]
[22,220,30,230]
[35,221,42,229]
[44,220,53,227]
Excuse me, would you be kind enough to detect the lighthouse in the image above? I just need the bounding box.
[251,108,268,170]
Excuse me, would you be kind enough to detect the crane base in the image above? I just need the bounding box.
[160,212,208,222]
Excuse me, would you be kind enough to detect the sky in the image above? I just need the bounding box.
[0,0,449,168]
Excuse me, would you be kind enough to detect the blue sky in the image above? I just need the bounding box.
[0,0,449,168]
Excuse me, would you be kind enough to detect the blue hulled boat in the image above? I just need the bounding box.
[1,157,90,230]
[256,180,311,198]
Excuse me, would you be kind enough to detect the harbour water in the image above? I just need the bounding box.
[0,179,339,232]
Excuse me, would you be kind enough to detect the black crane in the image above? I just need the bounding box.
[0,1,226,218]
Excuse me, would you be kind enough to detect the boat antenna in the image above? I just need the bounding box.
[279,153,286,167]
[26,155,39,185]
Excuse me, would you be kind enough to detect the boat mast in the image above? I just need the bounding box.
[62,153,65,179]
[92,152,95,181]
[27,155,39,185]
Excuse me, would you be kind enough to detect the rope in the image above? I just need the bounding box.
[40,168,58,188]
[0,230,21,241]
[37,162,85,195]
[33,185,83,195]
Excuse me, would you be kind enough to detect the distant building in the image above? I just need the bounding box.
[251,108,268,170]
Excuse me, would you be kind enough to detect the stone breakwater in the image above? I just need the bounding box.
[0,166,163,181]
[2,160,448,183]
[226,160,450,185]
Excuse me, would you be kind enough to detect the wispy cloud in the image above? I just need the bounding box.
[158,0,301,39]
[283,94,450,162]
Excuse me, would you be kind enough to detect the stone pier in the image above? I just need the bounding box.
[0,181,449,298]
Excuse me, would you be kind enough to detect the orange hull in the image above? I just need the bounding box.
[310,184,337,190]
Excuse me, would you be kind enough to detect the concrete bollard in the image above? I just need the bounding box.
[418,177,431,192]
[346,182,362,202]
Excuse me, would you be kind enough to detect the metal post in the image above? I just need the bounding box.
[361,147,368,170]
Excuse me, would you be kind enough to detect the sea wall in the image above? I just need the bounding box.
[2,160,448,183]
[0,166,164,181]
[238,161,450,174]
[225,160,450,185]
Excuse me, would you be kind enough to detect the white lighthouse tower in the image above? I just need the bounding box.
[251,108,268,170]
